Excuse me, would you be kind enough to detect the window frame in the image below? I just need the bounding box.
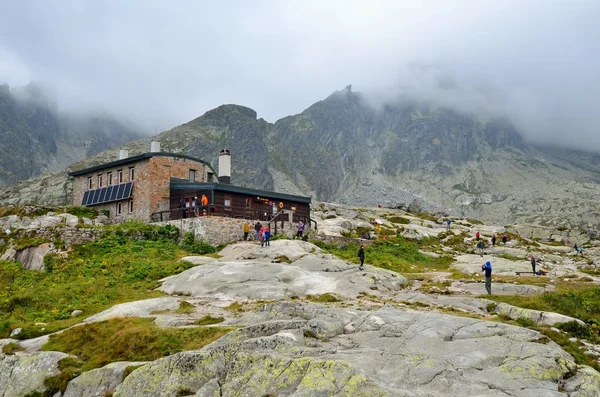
[245,198,252,209]
[87,177,93,190]
[116,201,122,215]
[128,200,134,213]
[189,169,196,182]
[107,172,113,185]
[129,167,135,181]
[98,174,103,188]
[118,170,123,184]
[224,195,232,208]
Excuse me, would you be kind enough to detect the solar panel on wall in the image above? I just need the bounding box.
[81,182,134,206]
[81,191,90,206]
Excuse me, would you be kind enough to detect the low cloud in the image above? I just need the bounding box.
[0,1,598,150]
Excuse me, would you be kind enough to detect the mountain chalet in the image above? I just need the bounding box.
[69,142,312,225]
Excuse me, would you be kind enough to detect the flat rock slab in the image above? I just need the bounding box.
[453,254,532,275]
[114,301,600,396]
[159,241,407,300]
[395,292,494,315]
[452,281,549,296]
[83,297,181,323]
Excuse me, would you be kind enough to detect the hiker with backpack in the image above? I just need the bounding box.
[491,235,496,247]
[446,219,452,231]
[254,221,261,241]
[530,255,536,274]
[481,261,492,295]
[358,244,365,270]
[502,235,508,245]
[476,240,485,256]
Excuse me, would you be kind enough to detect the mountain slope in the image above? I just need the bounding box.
[2,85,600,229]
[0,83,143,187]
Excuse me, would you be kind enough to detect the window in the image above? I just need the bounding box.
[224,195,231,207]
[245,198,252,208]
[129,167,135,181]
[98,174,103,188]
[87,177,93,190]
[108,172,113,185]
[128,200,134,213]
[118,170,123,183]
[207,172,214,182]
[189,169,196,182]
[116,202,122,215]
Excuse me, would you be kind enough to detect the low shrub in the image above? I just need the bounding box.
[195,315,225,326]
[41,317,233,372]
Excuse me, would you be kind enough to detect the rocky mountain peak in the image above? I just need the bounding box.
[191,104,258,128]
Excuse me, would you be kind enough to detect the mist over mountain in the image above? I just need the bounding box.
[2,85,600,230]
[0,82,144,187]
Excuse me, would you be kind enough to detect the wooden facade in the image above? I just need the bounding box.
[151,181,311,226]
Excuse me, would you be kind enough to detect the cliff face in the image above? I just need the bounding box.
[2,86,600,229]
[0,83,142,187]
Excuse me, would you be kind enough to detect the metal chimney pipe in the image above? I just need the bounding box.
[219,149,231,184]
[150,141,161,152]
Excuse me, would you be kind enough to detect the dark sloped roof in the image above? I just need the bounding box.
[68,152,218,177]
[170,180,311,204]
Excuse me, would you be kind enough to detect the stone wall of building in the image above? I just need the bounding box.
[136,156,209,221]
[71,155,210,222]
[156,216,302,246]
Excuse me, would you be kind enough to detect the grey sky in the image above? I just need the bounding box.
[1,1,599,149]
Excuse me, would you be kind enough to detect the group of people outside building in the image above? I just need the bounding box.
[241,220,306,247]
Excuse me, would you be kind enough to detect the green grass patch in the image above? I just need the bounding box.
[0,224,199,339]
[195,315,225,325]
[411,212,438,222]
[306,293,341,303]
[65,206,98,219]
[466,218,484,225]
[386,216,410,225]
[174,301,195,314]
[497,253,524,261]
[311,238,453,274]
[486,286,600,333]
[1,341,23,355]
[275,255,292,263]
[41,317,233,372]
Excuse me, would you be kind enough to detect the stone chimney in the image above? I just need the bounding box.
[118,149,129,160]
[219,149,231,184]
[150,140,161,152]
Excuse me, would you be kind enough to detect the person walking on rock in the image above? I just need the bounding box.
[259,226,265,247]
[502,234,508,245]
[476,231,481,241]
[530,255,536,274]
[358,244,365,270]
[476,240,485,257]
[482,261,492,295]
[296,221,305,239]
[446,219,452,231]
[254,221,261,241]
[243,222,250,241]
[264,226,271,246]
[491,235,496,247]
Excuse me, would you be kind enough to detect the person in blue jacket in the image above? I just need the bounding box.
[482,261,492,295]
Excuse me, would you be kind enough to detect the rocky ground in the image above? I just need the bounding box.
[1,203,600,396]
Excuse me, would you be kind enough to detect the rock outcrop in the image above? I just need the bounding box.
[0,351,69,397]
[114,301,600,396]
[159,240,408,300]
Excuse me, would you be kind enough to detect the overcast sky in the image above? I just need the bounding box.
[1,1,599,149]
